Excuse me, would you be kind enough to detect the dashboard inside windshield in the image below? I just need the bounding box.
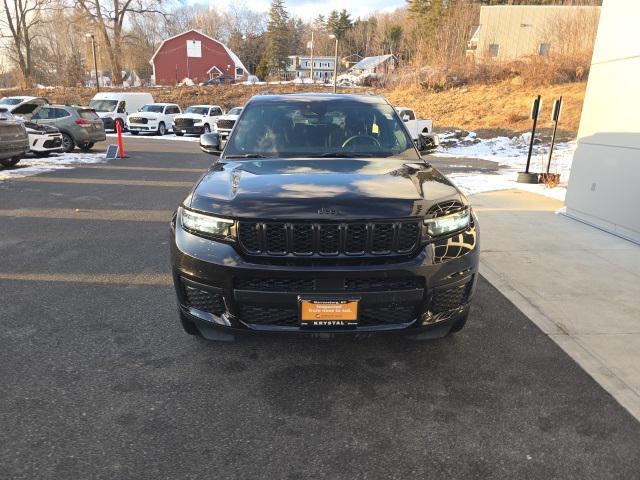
[223,100,416,159]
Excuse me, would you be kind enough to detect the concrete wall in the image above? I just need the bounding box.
[565,0,640,244]
[474,5,599,61]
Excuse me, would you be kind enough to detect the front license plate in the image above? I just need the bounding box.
[300,299,359,328]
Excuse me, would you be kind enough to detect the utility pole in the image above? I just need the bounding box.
[330,34,339,93]
[86,34,99,92]
[309,31,314,83]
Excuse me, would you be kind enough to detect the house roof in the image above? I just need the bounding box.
[149,29,248,73]
[352,54,395,71]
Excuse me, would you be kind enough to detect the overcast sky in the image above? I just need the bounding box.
[198,0,407,20]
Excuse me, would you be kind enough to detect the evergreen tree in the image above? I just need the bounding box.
[265,0,291,74]
[312,14,326,32]
[327,9,353,40]
[382,25,403,56]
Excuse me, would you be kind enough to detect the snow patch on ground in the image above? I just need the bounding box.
[0,151,106,181]
[437,131,576,202]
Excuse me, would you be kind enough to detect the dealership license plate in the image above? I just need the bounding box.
[300,299,359,328]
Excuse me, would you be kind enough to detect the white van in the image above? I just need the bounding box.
[89,92,153,132]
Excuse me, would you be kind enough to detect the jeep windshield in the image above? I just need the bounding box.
[224,99,417,159]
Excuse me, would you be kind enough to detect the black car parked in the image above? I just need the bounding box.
[171,94,479,341]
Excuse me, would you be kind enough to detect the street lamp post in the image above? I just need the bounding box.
[85,33,99,92]
[329,34,338,93]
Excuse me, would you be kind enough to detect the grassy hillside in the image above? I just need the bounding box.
[1,80,586,138]
[385,81,586,138]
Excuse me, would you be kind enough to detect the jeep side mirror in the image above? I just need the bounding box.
[200,132,222,157]
[417,133,440,153]
[402,114,410,122]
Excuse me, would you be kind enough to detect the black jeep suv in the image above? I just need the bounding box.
[171,94,479,341]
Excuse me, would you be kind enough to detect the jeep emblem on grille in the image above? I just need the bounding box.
[318,207,339,215]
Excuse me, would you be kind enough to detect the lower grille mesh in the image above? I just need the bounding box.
[239,304,418,327]
[184,285,225,315]
[235,276,424,292]
[431,282,472,313]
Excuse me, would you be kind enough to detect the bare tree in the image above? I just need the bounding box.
[72,0,167,85]
[1,0,51,86]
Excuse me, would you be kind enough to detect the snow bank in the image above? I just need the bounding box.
[437,131,576,202]
[0,152,105,181]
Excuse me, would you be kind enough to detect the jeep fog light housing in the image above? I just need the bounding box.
[424,208,470,237]
[180,207,234,239]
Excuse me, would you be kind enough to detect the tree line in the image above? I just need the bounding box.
[1,0,601,88]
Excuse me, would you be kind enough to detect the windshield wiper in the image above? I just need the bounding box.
[310,152,374,158]
[224,153,272,159]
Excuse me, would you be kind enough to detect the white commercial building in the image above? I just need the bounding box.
[565,0,640,244]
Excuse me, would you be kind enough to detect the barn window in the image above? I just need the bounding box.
[488,44,499,57]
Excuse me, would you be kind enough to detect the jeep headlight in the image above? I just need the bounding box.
[424,208,470,237]
[180,207,235,239]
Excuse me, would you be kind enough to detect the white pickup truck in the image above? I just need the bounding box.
[395,107,433,140]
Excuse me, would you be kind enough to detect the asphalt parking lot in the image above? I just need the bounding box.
[1,138,639,479]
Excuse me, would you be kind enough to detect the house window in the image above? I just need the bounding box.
[539,43,551,56]
[488,44,499,57]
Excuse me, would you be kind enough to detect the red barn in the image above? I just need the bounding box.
[150,29,248,86]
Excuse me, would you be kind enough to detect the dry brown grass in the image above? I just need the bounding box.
[383,80,586,134]
[2,79,586,135]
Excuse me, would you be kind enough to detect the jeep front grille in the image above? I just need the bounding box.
[237,221,421,257]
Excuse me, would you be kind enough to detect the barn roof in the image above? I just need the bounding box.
[149,29,248,73]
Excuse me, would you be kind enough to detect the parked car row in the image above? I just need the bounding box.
[122,101,243,138]
[82,91,244,138]
[0,96,108,167]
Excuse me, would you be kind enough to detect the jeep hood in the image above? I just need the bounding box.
[187,158,463,220]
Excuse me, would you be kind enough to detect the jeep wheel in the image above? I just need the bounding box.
[157,122,166,136]
[0,156,21,167]
[61,133,74,153]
